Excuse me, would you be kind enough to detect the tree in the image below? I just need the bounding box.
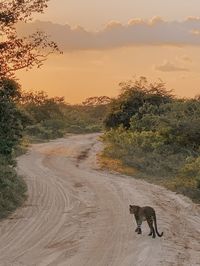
[0,0,61,79]
[0,0,62,157]
[20,90,65,123]
[0,79,29,160]
[104,77,173,129]
[82,96,111,106]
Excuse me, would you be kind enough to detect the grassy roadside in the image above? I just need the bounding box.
[0,157,27,219]
[0,133,60,220]
[98,152,200,203]
[0,138,30,219]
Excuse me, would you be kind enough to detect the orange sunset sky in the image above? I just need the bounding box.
[17,0,200,103]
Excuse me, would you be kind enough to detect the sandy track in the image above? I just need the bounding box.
[0,133,199,266]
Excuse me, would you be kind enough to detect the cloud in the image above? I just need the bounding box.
[155,60,189,72]
[191,29,200,36]
[17,17,200,51]
[179,55,192,62]
[185,16,200,22]
[128,18,146,26]
[105,20,123,29]
[127,16,164,26]
[149,16,165,25]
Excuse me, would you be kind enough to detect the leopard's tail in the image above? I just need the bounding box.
[153,212,163,237]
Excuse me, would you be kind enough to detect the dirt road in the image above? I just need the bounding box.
[0,134,199,266]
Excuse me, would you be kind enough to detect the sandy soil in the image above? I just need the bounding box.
[0,133,199,266]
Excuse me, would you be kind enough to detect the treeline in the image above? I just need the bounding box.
[21,91,110,141]
[102,77,200,201]
[2,78,109,146]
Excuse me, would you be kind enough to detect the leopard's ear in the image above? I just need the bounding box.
[129,204,133,207]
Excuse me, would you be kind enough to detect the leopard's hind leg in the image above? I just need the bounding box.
[147,217,155,238]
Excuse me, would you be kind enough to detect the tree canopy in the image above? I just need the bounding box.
[0,79,29,160]
[104,77,173,129]
[0,0,60,79]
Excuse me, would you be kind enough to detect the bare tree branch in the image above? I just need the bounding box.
[0,0,61,79]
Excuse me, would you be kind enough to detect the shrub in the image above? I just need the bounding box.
[0,157,27,218]
[179,157,200,189]
[102,78,200,201]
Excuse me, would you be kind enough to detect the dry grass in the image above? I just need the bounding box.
[98,153,138,176]
[98,153,200,203]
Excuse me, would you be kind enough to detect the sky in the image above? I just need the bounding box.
[34,0,200,30]
[17,0,200,103]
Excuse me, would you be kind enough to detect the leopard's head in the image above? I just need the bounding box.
[129,205,139,214]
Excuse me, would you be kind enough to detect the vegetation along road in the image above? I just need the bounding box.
[0,134,199,266]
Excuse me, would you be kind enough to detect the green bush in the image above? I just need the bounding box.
[104,77,173,129]
[102,78,200,201]
[66,125,86,134]
[179,157,200,189]
[0,79,29,160]
[0,157,27,218]
[26,124,64,140]
[102,128,188,176]
[85,124,102,132]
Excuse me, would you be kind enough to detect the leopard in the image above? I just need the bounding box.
[129,205,163,238]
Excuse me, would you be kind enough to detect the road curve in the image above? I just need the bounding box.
[0,134,199,266]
